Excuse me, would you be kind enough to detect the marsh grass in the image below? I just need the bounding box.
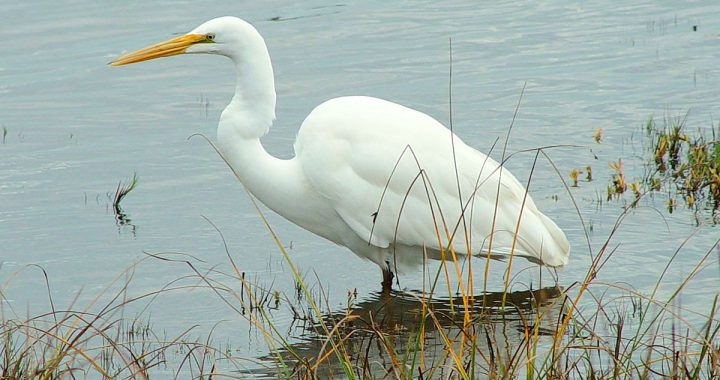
[2,184,718,378]
[112,172,138,217]
[0,258,256,379]
[608,114,720,224]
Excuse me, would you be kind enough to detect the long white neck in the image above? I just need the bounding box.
[216,41,308,222]
[227,37,276,136]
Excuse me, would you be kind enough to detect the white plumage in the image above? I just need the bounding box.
[111,16,569,289]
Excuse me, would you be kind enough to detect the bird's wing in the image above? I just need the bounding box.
[295,96,569,266]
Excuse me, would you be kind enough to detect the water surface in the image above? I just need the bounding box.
[1,0,719,376]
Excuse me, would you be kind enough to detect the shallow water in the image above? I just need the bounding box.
[1,0,719,377]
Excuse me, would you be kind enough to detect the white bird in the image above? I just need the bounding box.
[111,16,569,290]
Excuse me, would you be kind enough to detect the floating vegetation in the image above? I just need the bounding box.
[647,115,719,219]
[604,114,720,223]
[593,127,603,144]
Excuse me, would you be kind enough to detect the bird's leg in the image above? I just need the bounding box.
[381,261,394,292]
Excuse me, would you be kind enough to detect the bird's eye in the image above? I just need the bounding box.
[206,33,215,41]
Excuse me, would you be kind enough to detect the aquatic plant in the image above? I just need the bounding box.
[606,115,720,223]
[569,168,581,187]
[607,159,627,200]
[112,172,138,212]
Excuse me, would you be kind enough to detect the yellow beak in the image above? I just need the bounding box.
[110,34,209,66]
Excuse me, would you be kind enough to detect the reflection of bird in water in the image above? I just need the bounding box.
[111,16,569,291]
[245,286,564,378]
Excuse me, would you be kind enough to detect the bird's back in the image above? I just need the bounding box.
[295,96,569,269]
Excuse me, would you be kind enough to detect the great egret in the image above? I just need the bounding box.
[111,16,569,290]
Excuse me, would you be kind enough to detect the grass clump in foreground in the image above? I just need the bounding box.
[2,221,718,378]
[0,258,238,379]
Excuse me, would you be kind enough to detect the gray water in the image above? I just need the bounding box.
[2,0,719,377]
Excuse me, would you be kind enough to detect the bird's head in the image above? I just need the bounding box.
[110,16,264,66]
